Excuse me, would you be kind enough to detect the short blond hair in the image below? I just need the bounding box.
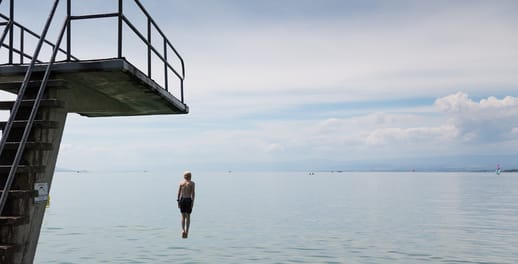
[184,171,192,179]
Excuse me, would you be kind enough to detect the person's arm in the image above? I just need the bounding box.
[191,183,195,208]
[177,184,182,206]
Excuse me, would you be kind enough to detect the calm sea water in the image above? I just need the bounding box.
[34,171,518,263]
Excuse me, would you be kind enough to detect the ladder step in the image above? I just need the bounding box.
[0,244,16,258]
[0,99,63,110]
[0,120,59,130]
[0,79,67,94]
[0,165,45,174]
[0,216,28,226]
[0,190,38,198]
[3,141,53,151]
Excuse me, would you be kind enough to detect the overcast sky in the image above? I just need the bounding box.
[1,0,518,172]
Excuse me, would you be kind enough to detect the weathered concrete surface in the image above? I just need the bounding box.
[17,105,67,264]
[0,86,67,264]
[0,58,189,117]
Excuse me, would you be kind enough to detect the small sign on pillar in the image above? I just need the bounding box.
[34,183,49,202]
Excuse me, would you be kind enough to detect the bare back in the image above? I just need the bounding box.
[179,180,195,199]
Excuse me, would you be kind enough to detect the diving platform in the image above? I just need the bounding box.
[0,0,188,263]
[0,58,189,116]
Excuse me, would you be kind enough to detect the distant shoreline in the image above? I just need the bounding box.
[54,168,518,173]
[321,169,518,173]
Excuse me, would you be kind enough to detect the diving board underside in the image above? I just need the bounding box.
[0,58,188,117]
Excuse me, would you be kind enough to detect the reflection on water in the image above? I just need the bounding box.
[36,172,518,263]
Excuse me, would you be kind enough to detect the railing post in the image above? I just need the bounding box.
[66,0,71,61]
[118,0,122,58]
[147,17,151,77]
[19,27,23,63]
[8,0,13,64]
[181,81,184,103]
[163,38,168,91]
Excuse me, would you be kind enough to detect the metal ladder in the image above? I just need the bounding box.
[0,0,65,261]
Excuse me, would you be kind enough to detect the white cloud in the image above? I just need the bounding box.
[365,125,458,146]
[55,92,518,170]
[435,93,518,142]
[361,93,518,149]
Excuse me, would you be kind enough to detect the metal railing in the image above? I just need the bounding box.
[0,0,185,102]
[0,13,79,64]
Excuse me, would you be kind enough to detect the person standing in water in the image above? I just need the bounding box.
[177,171,195,238]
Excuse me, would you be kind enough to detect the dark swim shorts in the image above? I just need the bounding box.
[178,198,193,214]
